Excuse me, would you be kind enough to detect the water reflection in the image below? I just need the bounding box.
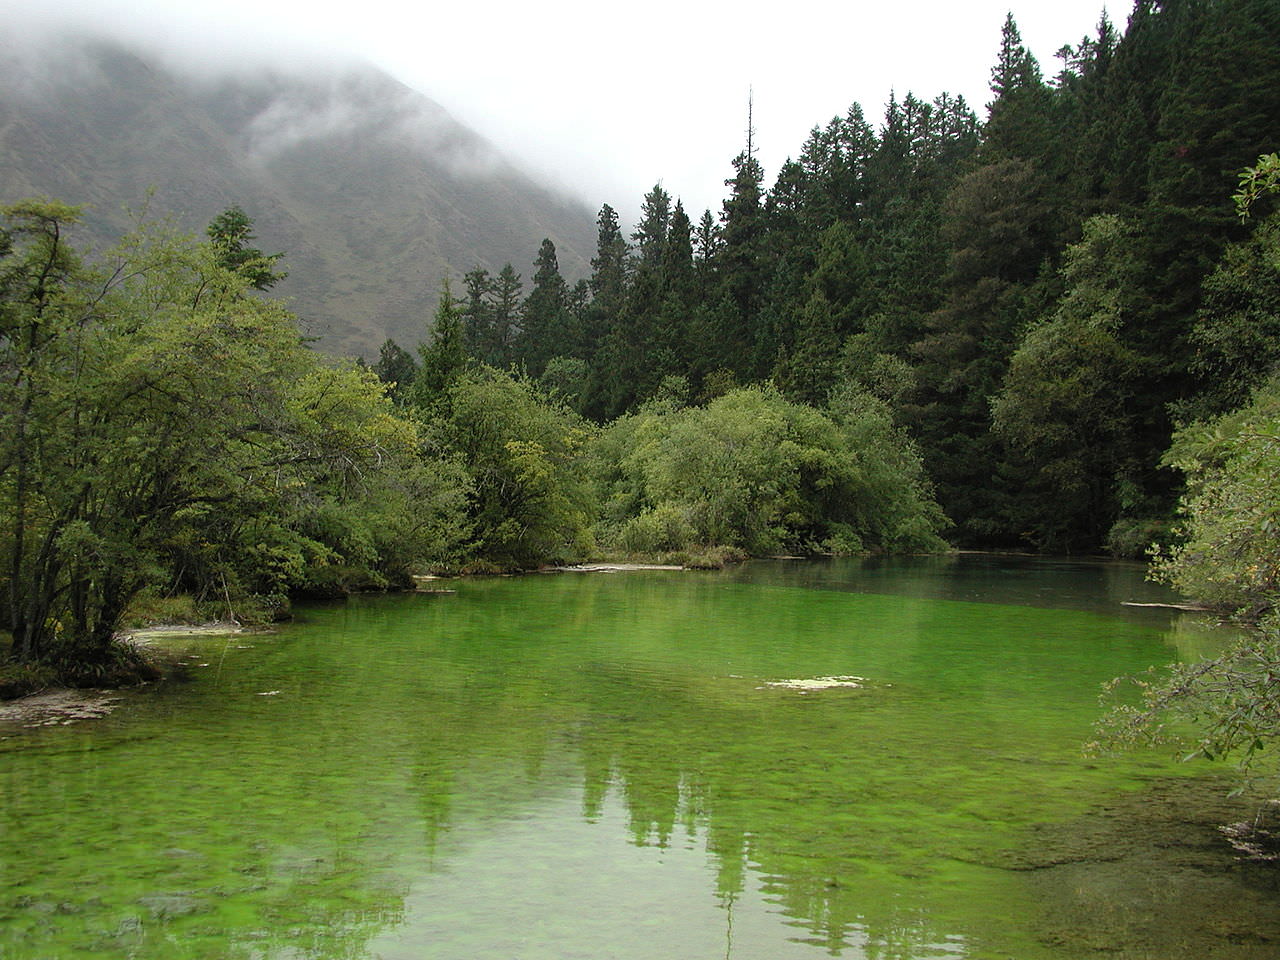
[0,559,1270,959]
[727,554,1182,619]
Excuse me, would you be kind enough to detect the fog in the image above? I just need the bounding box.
[1,0,1112,221]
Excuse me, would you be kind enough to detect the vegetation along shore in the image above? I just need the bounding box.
[4,0,1280,838]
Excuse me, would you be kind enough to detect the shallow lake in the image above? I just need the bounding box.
[3,555,1278,958]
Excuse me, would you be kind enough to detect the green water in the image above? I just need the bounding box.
[2,556,1277,959]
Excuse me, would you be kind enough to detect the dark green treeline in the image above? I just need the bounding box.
[378,0,1280,554]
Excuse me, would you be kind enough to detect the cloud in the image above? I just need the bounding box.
[0,0,1111,224]
[236,70,508,181]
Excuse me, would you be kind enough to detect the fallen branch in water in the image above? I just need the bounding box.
[1121,601,1212,612]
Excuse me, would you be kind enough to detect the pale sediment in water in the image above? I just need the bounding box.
[758,676,867,690]
[0,689,123,728]
[555,563,686,572]
[121,622,245,644]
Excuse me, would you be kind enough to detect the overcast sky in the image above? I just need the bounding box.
[5,0,1116,222]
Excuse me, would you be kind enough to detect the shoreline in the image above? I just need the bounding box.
[0,621,248,721]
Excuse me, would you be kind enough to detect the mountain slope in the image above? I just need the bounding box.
[0,36,597,356]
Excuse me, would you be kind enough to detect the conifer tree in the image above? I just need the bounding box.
[694,209,721,264]
[516,239,569,377]
[983,13,1053,163]
[206,205,287,291]
[717,151,766,375]
[461,267,496,361]
[414,278,466,409]
[490,264,524,365]
[631,184,672,265]
[649,200,697,384]
[589,204,628,310]
[372,338,418,404]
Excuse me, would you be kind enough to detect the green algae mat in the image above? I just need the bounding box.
[3,556,1278,959]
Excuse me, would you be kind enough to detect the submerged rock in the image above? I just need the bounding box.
[136,893,208,919]
[759,676,867,691]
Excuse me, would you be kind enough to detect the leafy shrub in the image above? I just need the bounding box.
[618,504,697,554]
[1153,376,1280,616]
[588,385,947,557]
[438,367,596,568]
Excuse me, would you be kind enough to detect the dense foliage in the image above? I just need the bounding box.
[9,0,1280,724]
[0,203,469,674]
[374,0,1280,556]
[1153,378,1280,615]
[1101,157,1280,791]
[432,367,596,569]
[589,387,945,558]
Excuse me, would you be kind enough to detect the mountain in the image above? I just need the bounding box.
[0,35,597,356]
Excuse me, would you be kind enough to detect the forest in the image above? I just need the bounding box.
[2,0,1280,770]
[387,0,1279,559]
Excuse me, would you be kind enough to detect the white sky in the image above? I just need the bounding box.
[4,0,1117,222]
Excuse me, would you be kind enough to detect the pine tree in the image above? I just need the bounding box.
[414,279,466,409]
[461,268,496,362]
[982,13,1054,164]
[778,291,841,406]
[589,204,628,309]
[906,158,1053,542]
[491,264,524,366]
[372,338,418,404]
[717,150,766,375]
[205,205,286,290]
[631,184,672,265]
[516,239,570,377]
[649,200,697,384]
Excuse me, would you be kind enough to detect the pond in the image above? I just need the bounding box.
[2,555,1278,959]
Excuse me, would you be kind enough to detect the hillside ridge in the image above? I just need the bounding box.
[0,34,596,356]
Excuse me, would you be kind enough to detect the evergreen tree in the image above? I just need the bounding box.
[776,290,841,406]
[206,205,286,291]
[627,183,675,326]
[589,204,628,310]
[516,239,569,377]
[490,264,524,366]
[414,279,466,409]
[461,268,496,362]
[694,209,722,266]
[717,150,766,375]
[580,206,630,420]
[461,265,522,367]
[906,158,1053,542]
[372,338,418,404]
[649,200,697,384]
[983,13,1054,163]
[631,184,672,265]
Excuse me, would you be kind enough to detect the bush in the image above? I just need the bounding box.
[438,367,596,568]
[1097,616,1280,787]
[1105,516,1172,560]
[588,385,947,557]
[618,504,697,554]
[1153,376,1280,616]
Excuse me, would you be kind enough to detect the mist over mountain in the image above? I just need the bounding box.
[0,33,596,356]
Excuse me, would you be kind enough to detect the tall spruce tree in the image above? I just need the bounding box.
[516,239,570,377]
[414,278,467,410]
[983,13,1054,163]
[461,267,496,362]
[717,150,766,375]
